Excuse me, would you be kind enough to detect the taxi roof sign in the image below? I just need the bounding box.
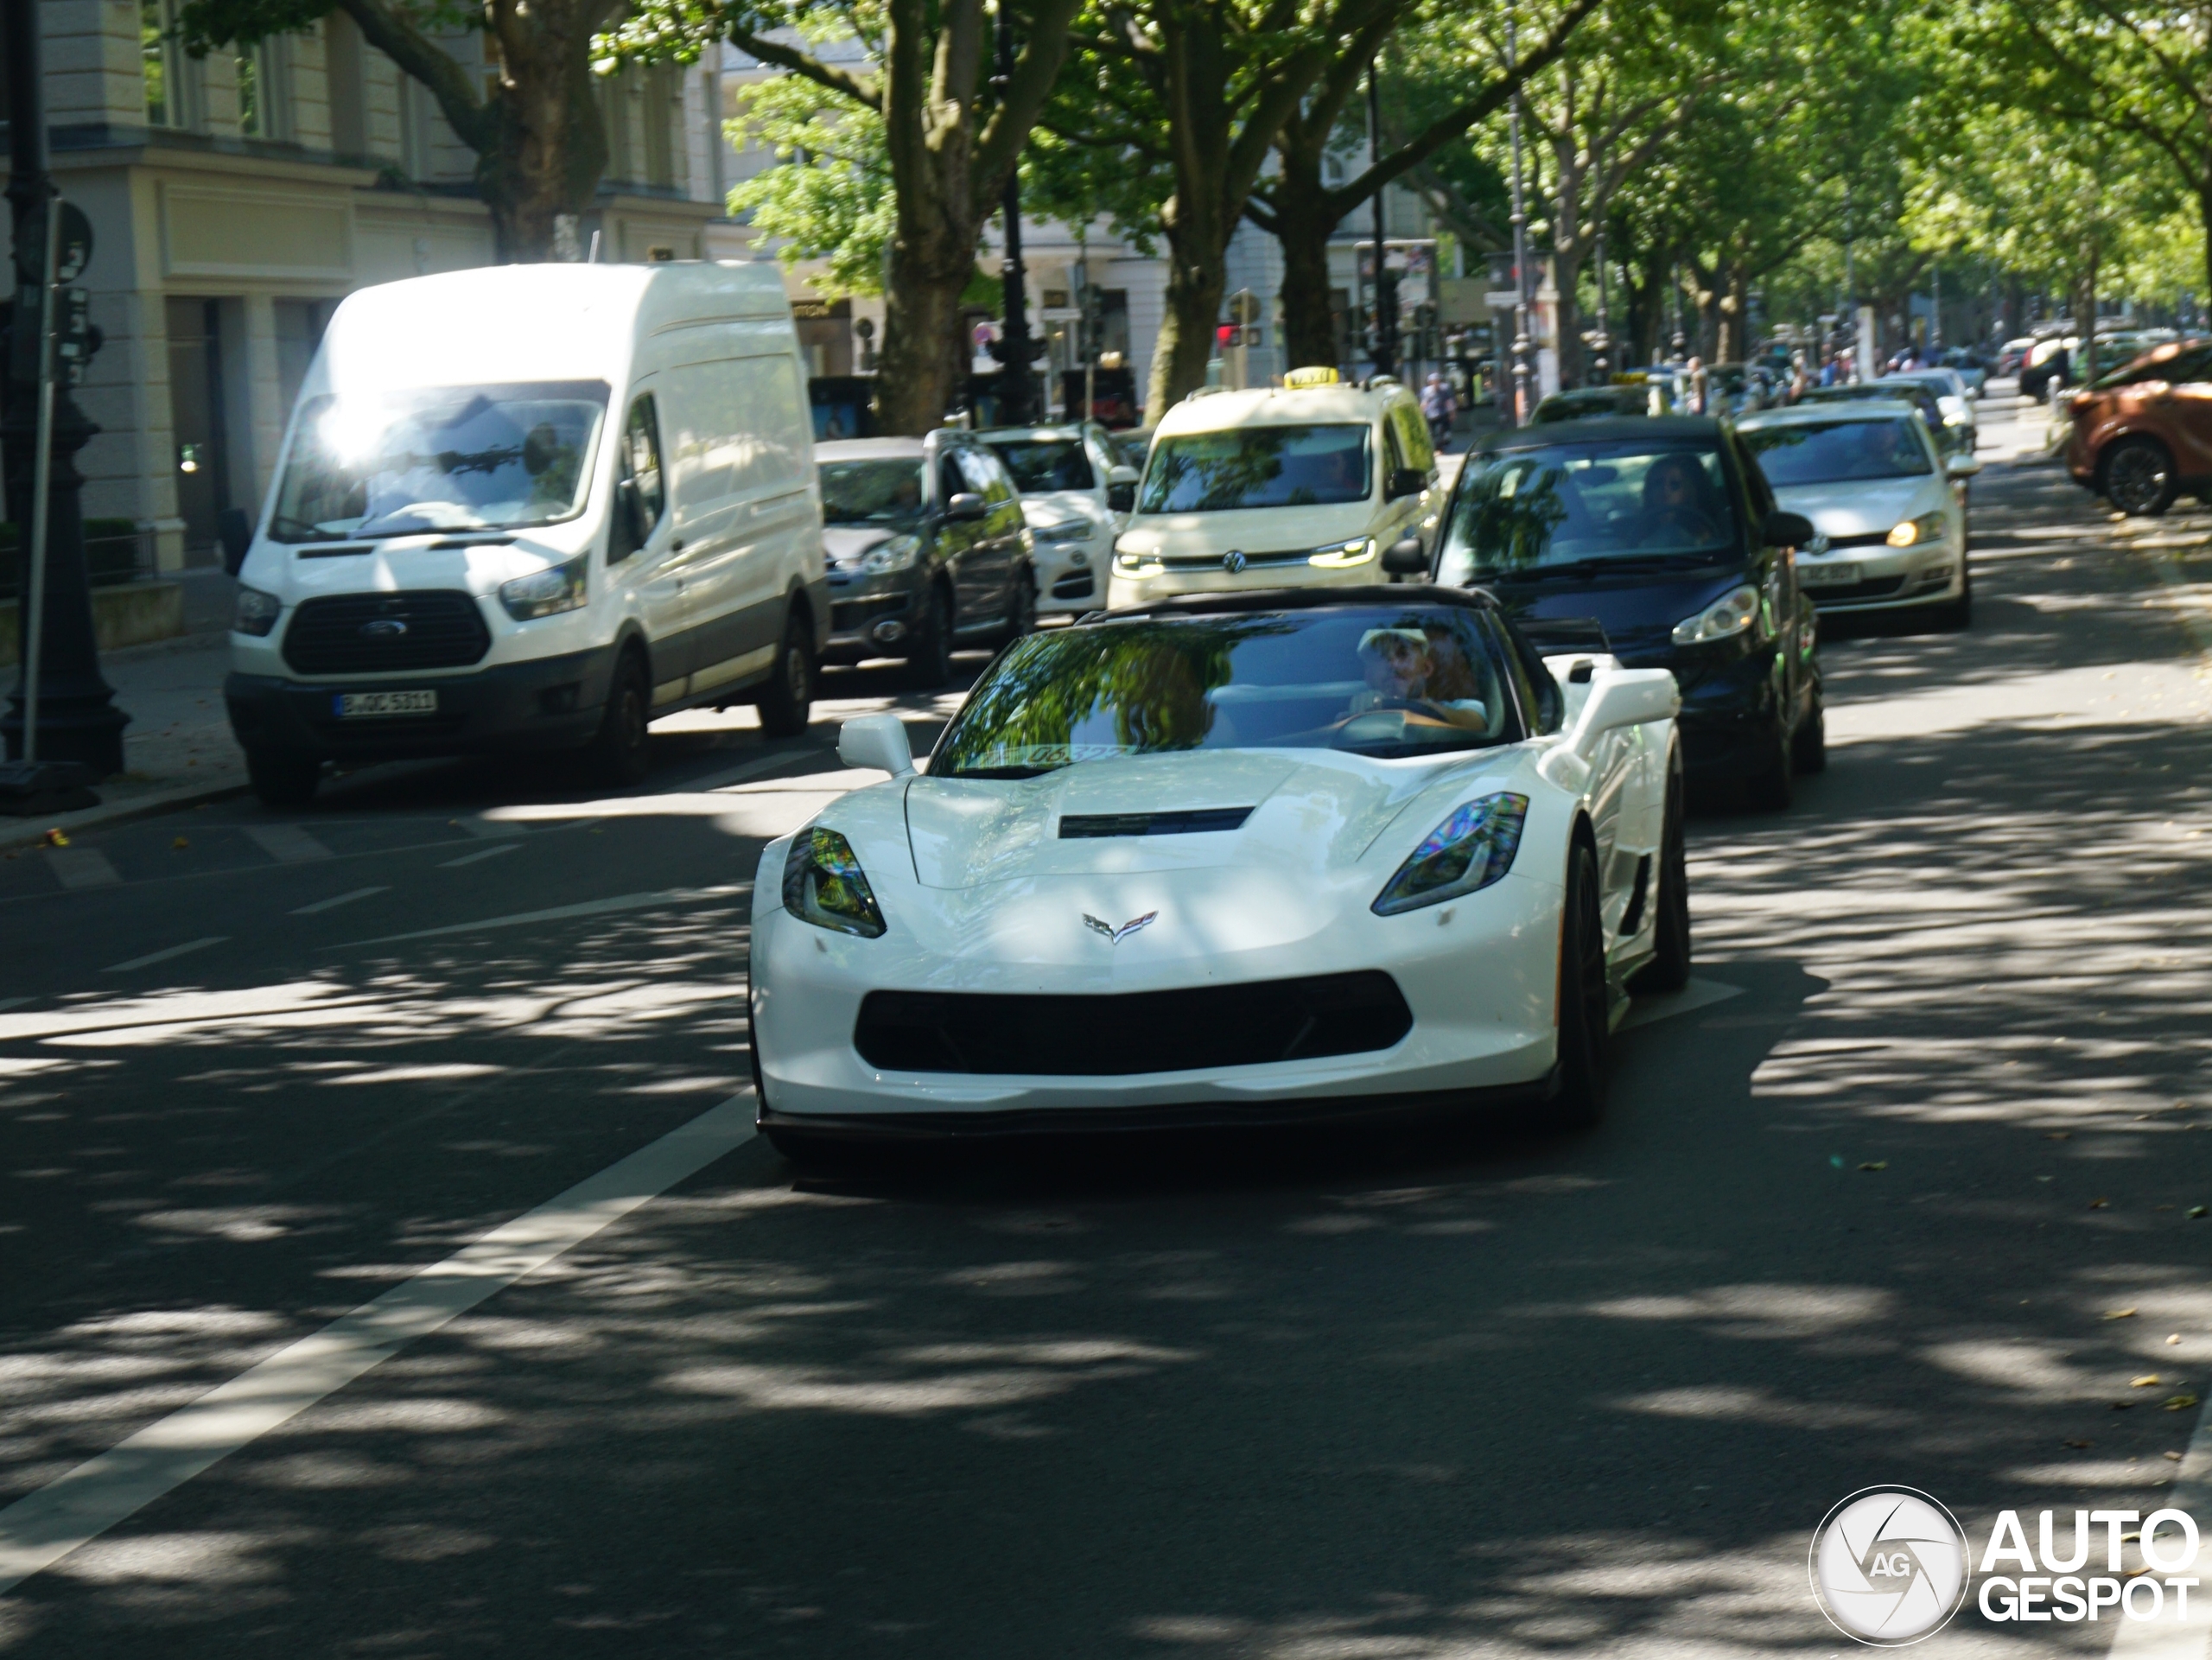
[1282,365,1342,388]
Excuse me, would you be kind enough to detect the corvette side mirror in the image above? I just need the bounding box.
[1573,669,1680,750]
[1946,453,1982,479]
[838,713,915,778]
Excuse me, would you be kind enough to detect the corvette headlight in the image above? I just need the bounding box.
[1032,518,1092,545]
[862,533,922,574]
[1309,537,1376,569]
[1372,792,1530,916]
[1886,512,1948,548]
[1670,583,1759,646]
[232,586,280,636]
[782,826,887,938]
[499,555,588,620]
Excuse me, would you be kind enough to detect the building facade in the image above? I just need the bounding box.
[10,0,728,572]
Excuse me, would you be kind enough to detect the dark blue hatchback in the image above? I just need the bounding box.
[1432,416,1823,809]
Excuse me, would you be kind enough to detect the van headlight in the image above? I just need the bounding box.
[782,826,887,938]
[1114,543,1164,576]
[1886,512,1948,548]
[862,533,922,574]
[1372,793,1530,915]
[499,555,588,620]
[1671,584,1760,646]
[1308,537,1376,569]
[232,587,280,636]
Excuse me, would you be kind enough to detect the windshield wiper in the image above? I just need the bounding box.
[943,764,1068,779]
[266,514,354,544]
[1488,554,1713,581]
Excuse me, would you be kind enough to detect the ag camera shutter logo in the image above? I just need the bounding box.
[1810,1487,1970,1645]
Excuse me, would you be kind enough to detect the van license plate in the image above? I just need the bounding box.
[1800,563,1860,588]
[335,690,437,718]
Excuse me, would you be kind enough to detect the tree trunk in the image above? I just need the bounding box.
[2075,255,2099,385]
[878,217,977,434]
[1150,207,1229,419]
[1552,242,1583,389]
[1715,263,1748,363]
[476,40,606,261]
[1272,168,1343,372]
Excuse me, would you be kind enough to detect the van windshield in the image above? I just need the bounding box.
[1139,423,1370,512]
[270,382,608,542]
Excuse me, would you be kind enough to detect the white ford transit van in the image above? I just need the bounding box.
[225,262,829,806]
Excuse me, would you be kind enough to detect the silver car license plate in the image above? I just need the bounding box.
[335,690,438,718]
[1800,562,1861,588]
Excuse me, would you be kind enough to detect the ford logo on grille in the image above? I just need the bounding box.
[359,617,409,639]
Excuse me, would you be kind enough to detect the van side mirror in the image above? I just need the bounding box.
[1946,453,1982,479]
[1386,467,1427,500]
[838,713,915,778]
[1381,536,1428,576]
[217,507,252,576]
[1764,510,1816,549]
[944,491,989,522]
[610,476,646,562]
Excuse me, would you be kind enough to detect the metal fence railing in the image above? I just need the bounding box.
[0,520,155,602]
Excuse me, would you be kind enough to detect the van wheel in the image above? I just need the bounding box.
[756,612,814,740]
[246,747,321,808]
[905,584,953,690]
[588,650,652,786]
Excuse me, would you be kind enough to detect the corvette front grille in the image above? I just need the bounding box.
[853,970,1411,1076]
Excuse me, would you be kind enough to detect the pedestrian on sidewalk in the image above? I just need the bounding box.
[1421,372,1457,452]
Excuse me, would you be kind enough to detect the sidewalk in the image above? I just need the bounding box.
[3,628,245,849]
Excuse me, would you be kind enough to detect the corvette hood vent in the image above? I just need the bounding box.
[1059,807,1253,838]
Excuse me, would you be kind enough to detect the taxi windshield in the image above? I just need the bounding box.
[933,607,1518,775]
[1139,423,1371,512]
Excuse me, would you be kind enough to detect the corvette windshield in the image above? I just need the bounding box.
[1436,440,1738,582]
[1742,418,1933,484]
[933,607,1519,775]
[271,381,607,541]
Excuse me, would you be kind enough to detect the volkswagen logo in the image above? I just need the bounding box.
[359,617,409,639]
[1809,1487,1969,1645]
[1221,549,1248,574]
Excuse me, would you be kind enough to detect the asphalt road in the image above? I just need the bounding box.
[3,450,2212,1657]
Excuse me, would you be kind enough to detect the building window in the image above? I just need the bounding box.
[143,0,179,126]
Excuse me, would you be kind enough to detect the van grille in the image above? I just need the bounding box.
[853,971,1411,1076]
[283,591,492,676]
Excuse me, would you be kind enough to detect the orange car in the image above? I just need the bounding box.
[2065,337,2212,516]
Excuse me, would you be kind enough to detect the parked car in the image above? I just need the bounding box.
[2063,336,2212,516]
[975,422,1139,617]
[815,434,1035,685]
[2021,337,2075,400]
[751,587,1685,1158]
[1934,348,1988,395]
[1431,415,1823,809]
[1995,338,2037,379]
[225,261,829,808]
[1109,372,1437,606]
[1738,402,1980,628]
[1880,368,1979,454]
[1532,385,1663,423]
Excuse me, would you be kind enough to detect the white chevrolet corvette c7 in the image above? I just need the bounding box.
[748,588,1684,1159]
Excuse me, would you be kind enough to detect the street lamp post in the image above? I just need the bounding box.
[1,0,124,792]
[988,2,1037,426]
[1506,14,1532,423]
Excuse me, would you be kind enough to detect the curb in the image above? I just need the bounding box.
[0,772,249,851]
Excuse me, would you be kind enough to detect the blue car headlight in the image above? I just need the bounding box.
[1372,792,1530,916]
[782,826,887,938]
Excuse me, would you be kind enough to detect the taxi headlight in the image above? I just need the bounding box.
[1886,511,1948,548]
[1309,537,1376,569]
[1373,793,1530,916]
[1114,542,1163,576]
[781,826,887,938]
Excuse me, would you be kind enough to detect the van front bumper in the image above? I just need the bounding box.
[225,645,617,760]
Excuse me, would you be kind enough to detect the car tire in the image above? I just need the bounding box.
[587,648,652,786]
[1629,759,1691,995]
[756,609,815,740]
[1000,565,1037,646]
[245,747,321,808]
[2102,436,2177,518]
[1554,838,1610,1129]
[1791,688,1827,773]
[905,582,954,690]
[1746,719,1795,811]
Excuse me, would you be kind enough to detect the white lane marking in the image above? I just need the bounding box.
[289,885,390,917]
[48,849,119,890]
[0,1095,756,1596]
[103,937,228,974]
[334,884,747,949]
[0,997,29,1014]
[1617,976,1745,1031]
[240,824,333,864]
[438,843,521,868]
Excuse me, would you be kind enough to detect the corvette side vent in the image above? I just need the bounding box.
[854,971,1411,1075]
[1058,807,1254,838]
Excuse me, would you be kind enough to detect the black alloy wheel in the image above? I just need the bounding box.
[1554,838,1611,1129]
[905,582,954,690]
[588,650,652,786]
[245,747,321,808]
[1630,761,1692,995]
[1746,718,1795,811]
[2103,436,2177,518]
[756,611,815,739]
[1791,687,1827,773]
